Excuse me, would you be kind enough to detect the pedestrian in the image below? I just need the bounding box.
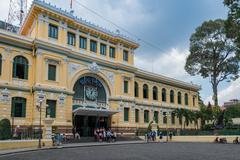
[159,132,163,142]
[169,132,173,141]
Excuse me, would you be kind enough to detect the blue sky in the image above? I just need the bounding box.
[0,0,239,105]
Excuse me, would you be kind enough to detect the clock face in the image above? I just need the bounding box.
[85,86,98,101]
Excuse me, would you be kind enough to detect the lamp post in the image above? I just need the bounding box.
[37,99,43,148]
[165,111,170,142]
[36,90,45,148]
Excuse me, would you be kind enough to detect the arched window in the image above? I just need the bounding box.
[170,90,174,103]
[13,56,28,80]
[73,76,107,103]
[0,54,2,75]
[185,93,189,106]
[153,86,158,100]
[134,82,139,97]
[143,84,148,99]
[177,92,182,104]
[193,96,196,107]
[11,97,26,117]
[144,110,149,123]
[162,88,166,102]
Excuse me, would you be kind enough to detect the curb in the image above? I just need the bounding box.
[0,141,146,157]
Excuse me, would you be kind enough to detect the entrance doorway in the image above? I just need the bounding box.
[74,115,109,137]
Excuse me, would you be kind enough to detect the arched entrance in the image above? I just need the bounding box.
[72,76,117,137]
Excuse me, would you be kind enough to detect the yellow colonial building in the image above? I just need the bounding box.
[0,0,200,137]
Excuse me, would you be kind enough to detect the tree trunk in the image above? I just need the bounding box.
[212,83,218,106]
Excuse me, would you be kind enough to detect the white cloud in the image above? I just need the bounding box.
[135,48,190,80]
[205,78,240,105]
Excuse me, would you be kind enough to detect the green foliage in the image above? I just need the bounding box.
[185,19,240,106]
[224,104,240,125]
[224,0,240,48]
[147,121,153,132]
[0,118,12,140]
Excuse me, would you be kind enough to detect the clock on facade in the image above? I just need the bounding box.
[85,86,98,101]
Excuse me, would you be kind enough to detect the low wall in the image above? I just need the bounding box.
[139,135,239,143]
[0,139,52,150]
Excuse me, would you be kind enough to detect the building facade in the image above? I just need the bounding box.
[0,0,200,137]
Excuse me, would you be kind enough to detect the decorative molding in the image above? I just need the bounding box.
[104,71,115,87]
[4,47,12,53]
[68,63,81,76]
[0,88,11,104]
[45,58,60,65]
[35,50,43,57]
[88,62,100,73]
[58,93,66,106]
[63,57,69,63]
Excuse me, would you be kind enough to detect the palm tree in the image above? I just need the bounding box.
[183,110,191,129]
[175,108,184,130]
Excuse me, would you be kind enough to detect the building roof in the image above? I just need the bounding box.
[136,69,201,91]
[20,0,139,48]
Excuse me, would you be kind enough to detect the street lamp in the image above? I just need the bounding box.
[36,90,45,148]
[37,99,43,148]
[165,111,170,142]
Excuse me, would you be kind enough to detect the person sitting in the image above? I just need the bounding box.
[233,137,239,144]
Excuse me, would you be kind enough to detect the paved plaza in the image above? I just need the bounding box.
[0,142,239,160]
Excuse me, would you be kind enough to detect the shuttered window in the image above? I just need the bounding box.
[79,36,87,49]
[11,97,26,117]
[90,40,97,52]
[109,47,115,58]
[124,80,128,94]
[100,43,106,55]
[48,64,56,81]
[144,110,149,123]
[67,32,76,46]
[48,24,58,39]
[13,56,28,80]
[46,100,56,118]
[123,50,129,61]
[124,108,129,122]
[154,111,159,123]
[135,109,139,123]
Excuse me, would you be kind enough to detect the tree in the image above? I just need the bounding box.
[224,0,240,48]
[0,119,12,140]
[175,108,184,129]
[185,19,240,106]
[223,104,240,125]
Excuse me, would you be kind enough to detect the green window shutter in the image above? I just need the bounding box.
[124,81,128,93]
[90,40,97,52]
[13,62,17,78]
[79,36,87,49]
[47,100,56,118]
[109,47,115,58]
[123,50,129,61]
[22,99,26,117]
[154,111,158,123]
[124,108,129,122]
[48,64,56,81]
[135,109,139,123]
[11,99,15,117]
[24,64,28,80]
[144,110,149,123]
